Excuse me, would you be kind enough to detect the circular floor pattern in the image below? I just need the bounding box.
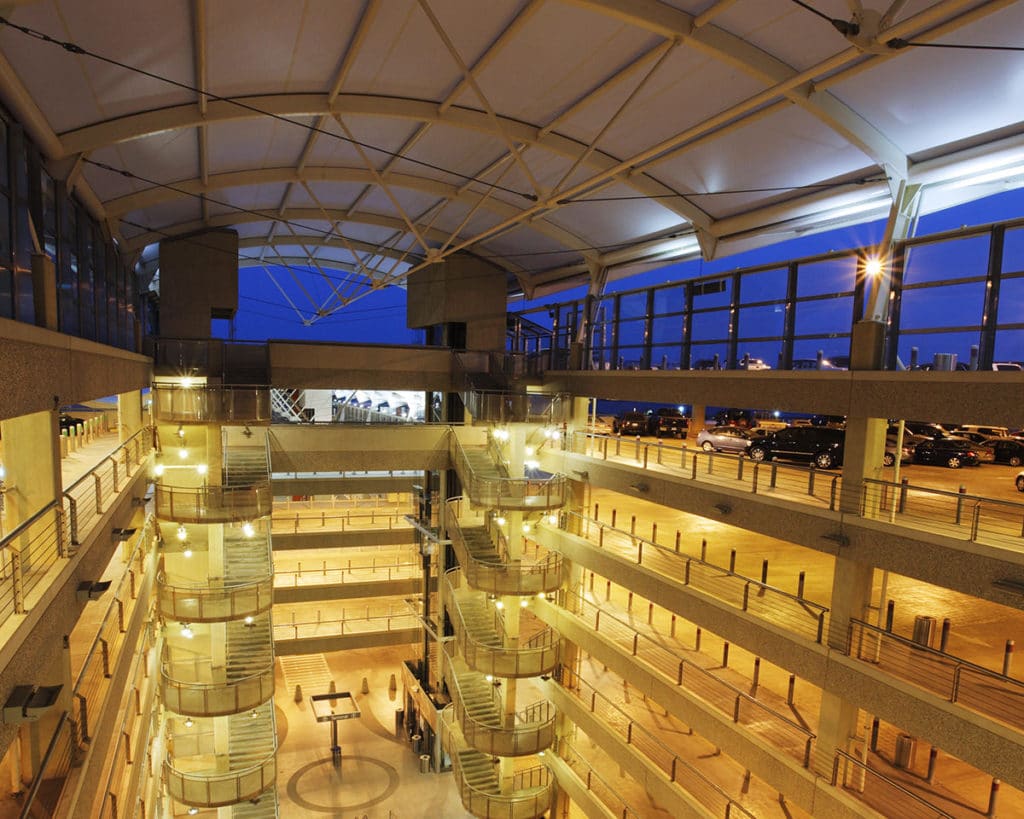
[274,705,289,745]
[286,755,399,813]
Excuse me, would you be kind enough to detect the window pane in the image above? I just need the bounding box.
[900,282,984,330]
[797,257,856,298]
[904,235,989,285]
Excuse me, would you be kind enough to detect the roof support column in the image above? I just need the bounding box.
[575,260,608,371]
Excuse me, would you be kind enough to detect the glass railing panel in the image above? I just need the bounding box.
[156,575,273,622]
[154,483,273,523]
[160,666,274,717]
[152,385,272,424]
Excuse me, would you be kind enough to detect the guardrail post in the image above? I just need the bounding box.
[634,436,640,461]
[722,642,730,667]
[729,550,736,572]
[700,538,707,561]
[761,560,768,584]
[752,658,760,694]
[736,457,744,481]
[691,454,697,479]
[797,572,805,598]
[111,458,119,491]
[970,504,981,542]
[988,779,1000,818]
[751,463,758,494]
[816,612,825,643]
[898,478,908,513]
[807,465,815,496]
[117,599,125,632]
[940,618,950,652]
[770,463,777,489]
[101,638,111,678]
[1003,640,1014,677]
[651,522,657,542]
[955,485,966,525]
[695,628,701,650]
[742,584,750,611]
[11,551,24,614]
[78,693,90,742]
[885,600,895,632]
[706,452,713,474]
[787,674,796,705]
[684,559,691,585]
[675,530,681,552]
[93,473,103,514]
[611,509,617,527]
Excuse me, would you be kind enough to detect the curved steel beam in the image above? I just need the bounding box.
[58,92,709,227]
[102,165,589,251]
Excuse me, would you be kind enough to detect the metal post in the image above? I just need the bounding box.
[1003,640,1014,677]
[760,560,768,584]
[797,572,805,599]
[898,478,908,514]
[955,485,966,525]
[885,600,895,632]
[940,618,951,652]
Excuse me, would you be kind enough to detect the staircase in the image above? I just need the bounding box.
[225,619,273,684]
[456,749,501,796]
[223,533,272,584]
[223,445,268,488]
[462,446,505,481]
[455,595,502,651]
[454,671,503,730]
[462,526,502,564]
[227,707,276,772]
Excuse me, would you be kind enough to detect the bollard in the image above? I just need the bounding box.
[722,642,730,667]
[606,580,611,600]
[294,684,303,703]
[675,530,681,552]
[898,477,909,514]
[670,614,676,637]
[988,779,1000,818]
[701,539,707,561]
[787,674,795,706]
[797,572,805,599]
[751,658,760,694]
[627,591,634,610]
[885,600,895,632]
[695,628,702,651]
[927,747,938,783]
[955,485,966,525]
[729,550,736,573]
[761,560,768,585]
[362,677,370,694]
[612,509,617,527]
[1003,640,1014,677]
[389,673,397,692]
[329,680,336,693]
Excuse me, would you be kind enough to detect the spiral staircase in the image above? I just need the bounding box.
[152,382,279,816]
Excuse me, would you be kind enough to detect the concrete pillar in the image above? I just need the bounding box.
[205,425,223,487]
[117,390,144,444]
[687,405,706,445]
[30,253,58,332]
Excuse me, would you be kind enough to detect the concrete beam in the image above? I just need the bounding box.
[271,476,419,496]
[268,424,455,473]
[270,530,417,550]
[273,629,420,656]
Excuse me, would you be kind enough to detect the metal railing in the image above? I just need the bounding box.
[160,659,275,718]
[446,500,563,596]
[566,432,1024,551]
[157,572,273,622]
[562,510,829,643]
[446,569,560,678]
[561,593,816,768]
[450,434,566,511]
[556,666,756,819]
[274,557,420,587]
[557,739,645,819]
[19,522,155,819]
[272,606,420,642]
[147,337,269,384]
[862,478,1024,547]
[164,752,276,808]
[440,706,554,819]
[847,618,1024,732]
[463,390,569,425]
[271,509,414,533]
[151,385,272,424]
[155,482,273,523]
[831,750,954,818]
[446,664,556,756]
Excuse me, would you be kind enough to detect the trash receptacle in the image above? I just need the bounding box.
[894,733,917,769]
[411,734,422,753]
[394,708,405,739]
[419,753,431,774]
[912,616,936,648]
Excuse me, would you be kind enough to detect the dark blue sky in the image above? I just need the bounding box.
[220,186,1024,350]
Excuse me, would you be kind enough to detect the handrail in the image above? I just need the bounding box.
[831,749,954,818]
[562,510,829,643]
[562,590,816,766]
[16,711,70,819]
[164,752,276,807]
[557,666,757,819]
[151,384,272,424]
[557,738,646,819]
[449,433,566,511]
[847,618,1024,731]
[154,482,273,523]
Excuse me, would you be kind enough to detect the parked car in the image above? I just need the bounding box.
[897,421,953,439]
[747,427,846,469]
[713,408,757,428]
[737,357,772,370]
[993,362,1022,371]
[691,358,721,370]
[987,437,1024,467]
[647,408,688,438]
[696,426,762,454]
[792,358,847,370]
[613,411,648,435]
[954,424,1010,438]
[911,437,980,468]
[883,435,916,467]
[1017,470,1024,492]
[58,412,84,431]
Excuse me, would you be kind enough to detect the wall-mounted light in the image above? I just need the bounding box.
[242,522,255,538]
[183,548,193,558]
[177,524,187,541]
[495,516,506,527]
[525,460,539,470]
[177,424,185,439]
[196,463,208,476]
[180,624,193,639]
[178,447,187,460]
[153,463,165,477]
[547,514,558,525]
[244,615,254,626]
[184,718,194,729]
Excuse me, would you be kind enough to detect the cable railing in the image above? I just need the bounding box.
[450,434,566,511]
[151,384,272,424]
[155,482,272,523]
[556,666,756,819]
[556,738,645,819]
[270,509,415,533]
[560,592,816,768]
[561,510,829,643]
[847,618,1024,732]
[446,500,563,596]
[18,522,155,819]
[565,432,1024,551]
[862,478,1024,547]
[274,557,420,587]
[446,569,560,678]
[831,750,954,819]
[272,606,420,642]
[440,706,554,819]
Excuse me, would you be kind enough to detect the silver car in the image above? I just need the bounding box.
[697,426,761,454]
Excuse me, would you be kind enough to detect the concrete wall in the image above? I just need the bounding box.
[0,318,151,422]
[158,229,239,339]
[269,341,454,392]
[406,253,507,351]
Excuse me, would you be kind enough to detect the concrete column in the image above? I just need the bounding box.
[205,426,223,487]
[687,405,706,445]
[117,390,144,444]
[30,253,57,332]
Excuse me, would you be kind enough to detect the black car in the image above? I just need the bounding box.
[612,411,648,435]
[911,437,979,469]
[647,408,688,438]
[988,437,1024,467]
[713,408,756,428]
[59,412,85,431]
[748,427,846,469]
